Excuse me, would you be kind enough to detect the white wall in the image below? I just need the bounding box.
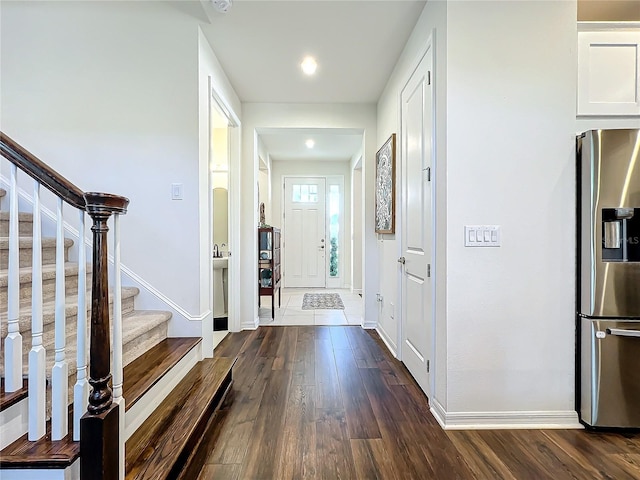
[376,0,581,427]
[376,0,448,394]
[270,159,352,287]
[258,169,270,224]
[1,2,241,344]
[241,104,376,329]
[257,136,272,225]
[351,159,363,293]
[443,0,578,423]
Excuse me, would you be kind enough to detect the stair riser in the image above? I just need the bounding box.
[0,218,33,236]
[123,323,169,367]
[0,244,70,269]
[5,325,86,377]
[0,271,90,307]
[1,313,166,381]
[2,299,147,377]
[0,294,136,339]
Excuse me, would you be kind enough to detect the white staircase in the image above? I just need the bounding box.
[0,182,173,476]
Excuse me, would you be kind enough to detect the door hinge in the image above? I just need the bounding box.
[427,264,431,277]
[427,71,431,86]
[427,360,430,373]
[424,166,431,181]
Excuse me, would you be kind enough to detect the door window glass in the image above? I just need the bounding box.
[292,184,318,203]
[329,184,340,277]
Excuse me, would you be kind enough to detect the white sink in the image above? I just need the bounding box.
[213,257,228,318]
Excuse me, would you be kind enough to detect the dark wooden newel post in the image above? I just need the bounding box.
[80,192,129,480]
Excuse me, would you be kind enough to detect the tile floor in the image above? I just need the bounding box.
[258,288,363,326]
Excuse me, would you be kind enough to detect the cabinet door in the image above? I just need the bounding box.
[577,30,640,116]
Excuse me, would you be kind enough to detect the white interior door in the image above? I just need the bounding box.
[400,46,433,397]
[284,177,326,288]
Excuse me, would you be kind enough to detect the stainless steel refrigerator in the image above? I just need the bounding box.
[577,128,640,428]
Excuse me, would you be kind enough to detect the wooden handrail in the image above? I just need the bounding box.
[0,131,130,480]
[0,132,86,210]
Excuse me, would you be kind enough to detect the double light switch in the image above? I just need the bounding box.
[465,225,501,247]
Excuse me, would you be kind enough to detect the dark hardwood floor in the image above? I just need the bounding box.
[198,326,640,480]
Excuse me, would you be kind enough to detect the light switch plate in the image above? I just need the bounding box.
[465,225,501,247]
[171,183,183,200]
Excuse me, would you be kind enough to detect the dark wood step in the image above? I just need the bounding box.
[0,337,202,471]
[0,408,78,469]
[0,378,28,412]
[124,337,202,412]
[125,356,236,480]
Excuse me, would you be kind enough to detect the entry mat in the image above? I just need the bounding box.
[301,293,345,310]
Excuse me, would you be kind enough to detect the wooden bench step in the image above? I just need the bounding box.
[124,337,202,411]
[0,408,78,469]
[0,337,202,471]
[0,378,28,413]
[125,356,235,480]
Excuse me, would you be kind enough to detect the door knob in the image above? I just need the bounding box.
[398,256,405,264]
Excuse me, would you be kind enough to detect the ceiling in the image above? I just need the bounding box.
[258,128,363,162]
[197,0,426,164]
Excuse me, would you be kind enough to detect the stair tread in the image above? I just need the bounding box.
[123,338,202,412]
[0,236,73,248]
[0,378,28,412]
[0,409,78,469]
[0,306,170,382]
[0,332,182,469]
[0,261,89,287]
[0,286,140,325]
[0,211,33,222]
[125,357,235,480]
[121,310,172,345]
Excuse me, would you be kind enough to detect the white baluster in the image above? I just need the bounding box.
[28,181,46,440]
[51,197,68,440]
[4,163,22,392]
[112,214,125,479]
[112,214,123,402]
[73,210,88,441]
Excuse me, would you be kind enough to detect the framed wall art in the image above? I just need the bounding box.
[375,133,396,234]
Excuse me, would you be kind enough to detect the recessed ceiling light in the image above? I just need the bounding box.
[306,139,315,149]
[301,56,317,75]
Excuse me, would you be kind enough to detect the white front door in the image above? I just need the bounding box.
[400,45,433,397]
[283,177,326,288]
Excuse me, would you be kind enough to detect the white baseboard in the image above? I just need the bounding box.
[430,399,583,430]
[1,459,79,480]
[242,315,260,330]
[362,317,377,329]
[124,341,201,440]
[120,265,208,340]
[0,398,28,449]
[376,325,397,357]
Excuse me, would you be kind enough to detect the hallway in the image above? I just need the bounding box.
[199,326,640,479]
[259,288,362,326]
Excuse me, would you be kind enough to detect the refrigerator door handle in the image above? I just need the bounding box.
[606,328,640,338]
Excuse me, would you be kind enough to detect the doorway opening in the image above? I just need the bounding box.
[209,85,237,348]
[254,126,365,327]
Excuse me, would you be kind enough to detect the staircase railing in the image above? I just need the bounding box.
[0,132,128,479]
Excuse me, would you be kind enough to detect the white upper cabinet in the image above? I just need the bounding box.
[577,29,640,116]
